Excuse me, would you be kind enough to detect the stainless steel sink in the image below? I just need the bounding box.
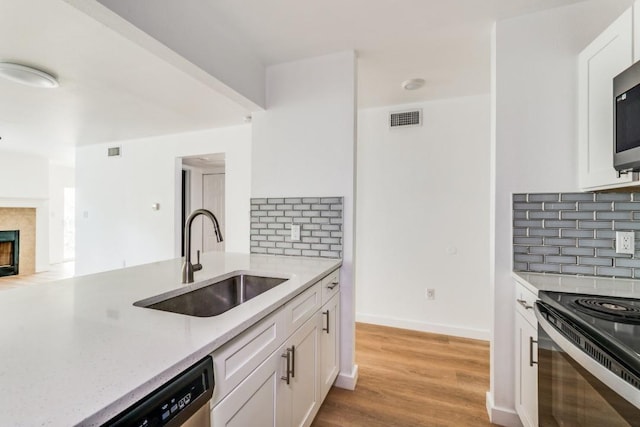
[134,273,288,317]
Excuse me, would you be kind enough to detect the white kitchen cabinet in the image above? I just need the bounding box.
[211,309,286,405]
[211,268,340,427]
[213,313,322,427]
[286,313,322,427]
[514,282,538,427]
[211,343,288,427]
[320,292,340,400]
[579,8,635,190]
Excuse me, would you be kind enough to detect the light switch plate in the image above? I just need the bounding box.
[616,231,635,255]
[291,224,301,241]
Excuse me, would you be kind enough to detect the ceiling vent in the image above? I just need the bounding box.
[389,109,422,128]
[107,146,122,157]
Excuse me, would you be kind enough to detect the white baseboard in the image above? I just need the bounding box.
[356,313,490,341]
[334,364,359,390]
[485,391,522,427]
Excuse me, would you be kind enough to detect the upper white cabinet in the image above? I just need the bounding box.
[579,7,635,190]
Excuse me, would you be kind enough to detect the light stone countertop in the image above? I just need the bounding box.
[512,271,640,299]
[0,252,341,426]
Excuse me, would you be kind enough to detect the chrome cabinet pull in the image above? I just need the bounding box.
[291,345,296,378]
[327,281,338,290]
[529,336,538,367]
[517,299,533,310]
[281,349,291,384]
[323,310,330,333]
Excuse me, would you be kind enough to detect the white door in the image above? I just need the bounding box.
[202,173,225,252]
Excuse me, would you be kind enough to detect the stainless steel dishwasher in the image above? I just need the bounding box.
[104,356,214,427]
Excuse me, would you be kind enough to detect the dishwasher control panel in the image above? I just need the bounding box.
[105,356,214,427]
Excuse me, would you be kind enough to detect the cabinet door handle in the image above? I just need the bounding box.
[290,345,296,378]
[529,336,538,367]
[517,299,533,310]
[327,281,338,290]
[323,310,330,333]
[281,349,291,384]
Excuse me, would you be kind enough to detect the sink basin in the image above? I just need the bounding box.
[134,273,288,317]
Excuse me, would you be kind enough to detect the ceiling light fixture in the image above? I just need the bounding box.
[401,78,425,91]
[0,63,59,88]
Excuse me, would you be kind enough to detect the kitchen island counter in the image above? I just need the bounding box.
[0,252,341,426]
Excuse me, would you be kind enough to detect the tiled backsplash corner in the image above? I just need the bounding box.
[250,197,343,259]
[513,192,640,278]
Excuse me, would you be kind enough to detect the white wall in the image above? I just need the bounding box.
[75,125,251,275]
[252,51,358,388]
[0,150,50,271]
[489,1,632,424]
[49,164,75,264]
[356,95,491,340]
[0,151,49,199]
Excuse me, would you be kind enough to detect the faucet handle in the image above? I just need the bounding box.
[193,250,203,272]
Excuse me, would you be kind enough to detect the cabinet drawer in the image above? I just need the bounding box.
[515,281,538,326]
[284,282,322,335]
[212,309,287,405]
[321,269,340,305]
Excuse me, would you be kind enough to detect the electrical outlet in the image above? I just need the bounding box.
[426,288,435,300]
[291,224,301,241]
[616,231,635,255]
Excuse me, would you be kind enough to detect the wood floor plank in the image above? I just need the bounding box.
[312,322,498,427]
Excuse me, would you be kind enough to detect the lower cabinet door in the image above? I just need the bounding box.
[515,311,538,427]
[288,313,321,427]
[212,343,289,427]
[320,293,340,400]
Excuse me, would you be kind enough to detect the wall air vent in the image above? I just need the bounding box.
[389,109,422,128]
[107,146,121,157]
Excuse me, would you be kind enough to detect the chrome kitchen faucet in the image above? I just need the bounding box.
[182,209,223,284]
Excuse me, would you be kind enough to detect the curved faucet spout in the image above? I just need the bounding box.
[182,209,223,283]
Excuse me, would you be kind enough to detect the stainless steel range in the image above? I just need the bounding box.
[535,292,640,426]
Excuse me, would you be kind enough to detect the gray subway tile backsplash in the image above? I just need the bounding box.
[597,266,633,278]
[251,196,342,259]
[595,193,632,202]
[561,193,595,201]
[528,194,559,202]
[513,192,640,278]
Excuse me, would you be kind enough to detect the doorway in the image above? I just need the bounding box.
[180,154,226,259]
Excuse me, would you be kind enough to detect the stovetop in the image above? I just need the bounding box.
[539,291,640,374]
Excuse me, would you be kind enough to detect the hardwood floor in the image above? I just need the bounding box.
[0,261,74,291]
[313,323,497,427]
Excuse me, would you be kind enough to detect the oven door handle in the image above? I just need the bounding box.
[534,302,640,410]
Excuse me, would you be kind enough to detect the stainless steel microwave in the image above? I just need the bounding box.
[614,60,640,172]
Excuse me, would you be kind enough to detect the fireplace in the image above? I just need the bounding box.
[0,230,19,277]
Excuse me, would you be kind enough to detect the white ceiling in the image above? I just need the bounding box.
[0,0,612,165]
[206,0,590,107]
[0,0,251,165]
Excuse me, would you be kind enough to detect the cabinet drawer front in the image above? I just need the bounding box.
[515,281,538,326]
[212,309,286,405]
[321,269,340,305]
[284,282,322,335]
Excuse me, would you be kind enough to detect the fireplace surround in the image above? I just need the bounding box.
[0,230,19,277]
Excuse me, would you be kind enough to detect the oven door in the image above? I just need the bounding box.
[535,302,640,427]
